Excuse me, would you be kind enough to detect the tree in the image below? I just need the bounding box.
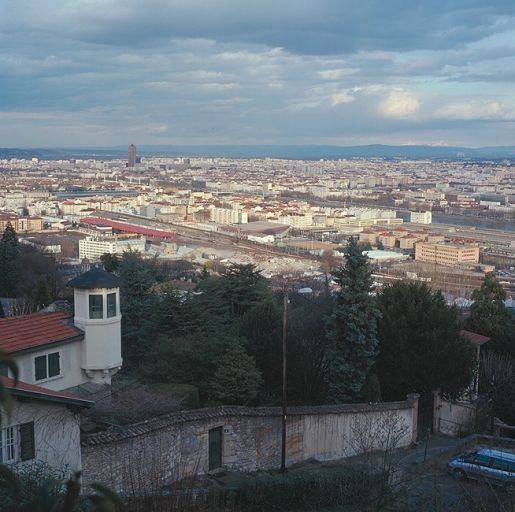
[375,282,475,401]
[207,342,263,405]
[239,298,282,399]
[34,277,52,310]
[100,252,120,273]
[222,263,270,317]
[320,249,338,274]
[326,237,381,402]
[1,222,18,244]
[117,251,158,366]
[465,273,514,356]
[479,351,515,425]
[0,223,21,298]
[287,293,332,404]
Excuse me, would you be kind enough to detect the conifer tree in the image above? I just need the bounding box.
[0,223,20,297]
[34,276,53,310]
[207,342,262,405]
[1,222,18,244]
[326,237,380,402]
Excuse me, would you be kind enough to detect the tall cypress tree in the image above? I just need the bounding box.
[326,237,380,402]
[0,222,20,298]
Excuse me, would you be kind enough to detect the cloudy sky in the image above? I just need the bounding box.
[2,0,515,147]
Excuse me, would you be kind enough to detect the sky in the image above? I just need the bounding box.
[2,1,515,148]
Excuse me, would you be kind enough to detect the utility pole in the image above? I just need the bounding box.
[281,291,288,473]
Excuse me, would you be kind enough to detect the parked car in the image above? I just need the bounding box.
[447,449,515,491]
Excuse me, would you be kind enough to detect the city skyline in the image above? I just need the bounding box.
[2,1,515,148]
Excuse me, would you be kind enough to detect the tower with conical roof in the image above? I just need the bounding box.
[68,268,124,384]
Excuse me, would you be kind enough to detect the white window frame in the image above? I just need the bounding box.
[34,350,62,383]
[0,426,17,464]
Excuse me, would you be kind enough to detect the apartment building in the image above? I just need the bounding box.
[415,242,480,266]
[0,213,43,233]
[79,236,146,260]
[410,211,432,224]
[210,207,248,225]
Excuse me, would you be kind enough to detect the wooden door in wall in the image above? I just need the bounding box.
[208,426,223,470]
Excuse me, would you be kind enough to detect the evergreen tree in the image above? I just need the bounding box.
[117,251,158,365]
[34,276,52,310]
[0,223,20,298]
[376,282,475,400]
[326,237,380,402]
[100,252,120,273]
[465,273,514,356]
[1,222,18,244]
[207,342,263,405]
[287,293,332,404]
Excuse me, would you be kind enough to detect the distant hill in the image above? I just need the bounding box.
[1,144,515,160]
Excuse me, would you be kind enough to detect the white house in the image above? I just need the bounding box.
[0,267,124,390]
[1,377,92,469]
[0,267,125,472]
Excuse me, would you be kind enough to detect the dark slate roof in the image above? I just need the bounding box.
[67,267,125,289]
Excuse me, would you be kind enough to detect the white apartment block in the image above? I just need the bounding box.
[210,208,248,224]
[410,211,432,224]
[79,236,146,260]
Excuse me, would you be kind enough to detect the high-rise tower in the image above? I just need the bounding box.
[128,144,137,167]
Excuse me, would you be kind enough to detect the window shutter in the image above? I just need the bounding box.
[19,422,35,461]
[35,356,47,381]
[48,352,60,378]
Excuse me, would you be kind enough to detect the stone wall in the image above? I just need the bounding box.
[81,396,418,493]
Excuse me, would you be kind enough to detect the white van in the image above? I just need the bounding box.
[447,448,515,491]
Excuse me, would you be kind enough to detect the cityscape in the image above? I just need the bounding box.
[1,1,515,511]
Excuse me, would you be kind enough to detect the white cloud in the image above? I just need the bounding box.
[378,89,421,119]
[317,69,345,80]
[331,91,355,106]
[433,100,515,120]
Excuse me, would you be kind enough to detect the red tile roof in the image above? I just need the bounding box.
[1,377,92,407]
[460,330,491,346]
[0,312,83,354]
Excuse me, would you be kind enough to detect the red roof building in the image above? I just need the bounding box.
[0,311,83,355]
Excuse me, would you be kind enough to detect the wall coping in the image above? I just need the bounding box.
[82,400,412,447]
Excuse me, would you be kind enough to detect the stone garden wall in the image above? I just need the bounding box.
[82,396,419,493]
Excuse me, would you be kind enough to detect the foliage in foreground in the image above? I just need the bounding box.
[0,462,125,512]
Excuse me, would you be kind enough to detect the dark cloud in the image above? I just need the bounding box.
[1,1,515,146]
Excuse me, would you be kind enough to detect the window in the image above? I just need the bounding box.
[89,294,103,319]
[491,459,510,471]
[34,352,60,381]
[0,423,35,463]
[474,454,491,467]
[0,426,16,463]
[107,292,117,318]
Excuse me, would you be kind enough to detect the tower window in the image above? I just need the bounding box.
[89,294,103,319]
[107,292,117,318]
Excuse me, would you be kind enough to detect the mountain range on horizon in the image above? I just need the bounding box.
[1,144,515,161]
